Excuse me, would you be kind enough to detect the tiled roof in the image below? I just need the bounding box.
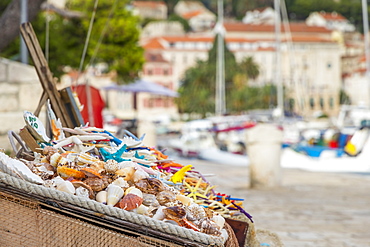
[144,52,168,63]
[182,10,202,19]
[132,1,166,8]
[224,22,331,33]
[143,38,165,49]
[319,12,346,21]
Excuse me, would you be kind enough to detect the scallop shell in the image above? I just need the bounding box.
[96,191,108,204]
[118,193,143,210]
[57,166,86,179]
[115,167,135,181]
[56,180,75,194]
[77,153,99,165]
[104,159,119,174]
[0,152,44,184]
[124,187,143,198]
[107,184,124,206]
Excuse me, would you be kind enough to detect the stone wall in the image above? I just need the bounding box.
[0,58,43,153]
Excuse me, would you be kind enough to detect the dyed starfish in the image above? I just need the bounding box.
[184,178,209,201]
[171,165,192,184]
[99,144,129,162]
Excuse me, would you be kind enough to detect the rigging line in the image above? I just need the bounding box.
[88,0,118,67]
[75,0,100,86]
[280,0,303,113]
[45,0,50,63]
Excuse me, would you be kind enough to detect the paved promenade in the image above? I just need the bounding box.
[174,157,370,247]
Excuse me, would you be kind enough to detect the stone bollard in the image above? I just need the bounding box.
[137,120,157,148]
[245,123,283,188]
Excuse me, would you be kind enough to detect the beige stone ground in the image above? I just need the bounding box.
[173,157,370,247]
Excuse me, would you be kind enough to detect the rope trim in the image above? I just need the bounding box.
[0,172,223,246]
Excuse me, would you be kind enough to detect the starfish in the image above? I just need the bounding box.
[184,178,209,201]
[99,144,130,162]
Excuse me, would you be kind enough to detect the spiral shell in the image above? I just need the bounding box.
[115,167,135,181]
[135,177,165,195]
[84,177,107,192]
[156,190,176,206]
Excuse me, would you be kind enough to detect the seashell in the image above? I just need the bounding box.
[176,194,193,206]
[107,184,124,206]
[211,214,225,229]
[134,177,165,195]
[71,179,94,199]
[50,153,69,167]
[90,161,106,174]
[118,193,143,210]
[197,218,222,236]
[57,166,86,179]
[42,146,58,161]
[163,206,186,221]
[124,187,143,198]
[142,193,160,207]
[132,169,149,183]
[77,153,99,165]
[132,204,151,216]
[104,159,119,174]
[156,190,176,206]
[117,161,136,169]
[0,152,44,184]
[220,229,229,242]
[80,167,102,178]
[56,180,75,194]
[75,186,90,198]
[84,177,107,192]
[111,177,129,189]
[152,206,166,221]
[96,191,108,204]
[186,203,206,221]
[114,167,135,181]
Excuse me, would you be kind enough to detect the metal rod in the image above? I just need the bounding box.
[362,0,370,108]
[216,0,225,116]
[274,0,284,121]
[20,0,28,64]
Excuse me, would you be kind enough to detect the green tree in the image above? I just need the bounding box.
[68,0,144,83]
[177,34,267,116]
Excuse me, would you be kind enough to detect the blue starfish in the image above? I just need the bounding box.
[99,144,129,162]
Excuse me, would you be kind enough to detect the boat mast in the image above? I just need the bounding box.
[274,0,284,121]
[215,0,226,116]
[362,0,370,108]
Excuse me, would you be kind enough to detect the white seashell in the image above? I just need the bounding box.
[220,229,229,242]
[107,184,124,206]
[176,194,193,206]
[132,169,149,183]
[211,214,225,229]
[187,203,206,220]
[96,191,108,204]
[0,152,44,184]
[132,204,150,216]
[152,206,166,221]
[75,186,89,198]
[117,161,136,169]
[111,177,130,189]
[56,180,75,194]
[105,159,119,174]
[49,153,68,167]
[125,187,143,198]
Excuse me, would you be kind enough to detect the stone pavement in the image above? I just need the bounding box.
[174,157,370,247]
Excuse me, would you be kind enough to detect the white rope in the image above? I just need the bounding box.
[0,171,223,246]
[76,0,100,86]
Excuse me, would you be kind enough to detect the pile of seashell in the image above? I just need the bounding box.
[1,111,251,240]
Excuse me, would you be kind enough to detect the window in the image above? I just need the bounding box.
[320,98,324,109]
[329,97,334,109]
[309,98,315,109]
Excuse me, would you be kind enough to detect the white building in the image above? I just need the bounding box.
[242,7,276,25]
[306,11,356,32]
[142,22,342,117]
[174,1,216,32]
[131,1,167,20]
